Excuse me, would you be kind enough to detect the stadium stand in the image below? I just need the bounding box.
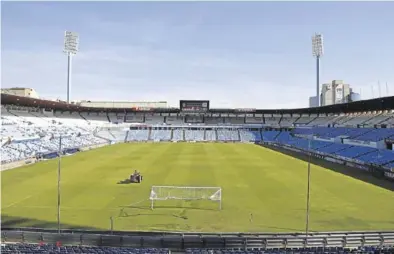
[278,116,296,127]
[262,130,280,142]
[0,244,170,254]
[2,243,394,254]
[353,128,394,141]
[340,113,372,126]
[1,105,108,164]
[224,117,244,124]
[2,97,394,172]
[96,127,128,142]
[185,247,394,254]
[294,115,316,125]
[263,116,280,126]
[333,145,376,158]
[185,129,205,141]
[170,129,183,141]
[357,149,394,165]
[239,130,262,142]
[166,116,184,125]
[205,130,217,141]
[306,115,338,126]
[1,94,394,253]
[245,117,264,124]
[385,161,394,168]
[125,114,144,123]
[293,127,394,141]
[316,142,352,154]
[263,129,394,168]
[107,113,125,123]
[217,129,239,141]
[205,117,223,124]
[380,112,394,127]
[80,112,109,123]
[145,115,165,125]
[150,129,172,141]
[126,129,150,141]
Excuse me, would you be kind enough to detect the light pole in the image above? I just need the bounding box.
[57,136,62,234]
[50,135,62,234]
[305,133,313,241]
[312,33,324,107]
[63,31,79,104]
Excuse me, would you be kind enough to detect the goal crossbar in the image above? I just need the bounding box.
[151,186,220,189]
[149,186,222,210]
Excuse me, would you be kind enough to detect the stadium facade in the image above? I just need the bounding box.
[74,100,168,109]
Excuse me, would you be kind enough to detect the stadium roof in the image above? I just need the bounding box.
[1,93,393,114]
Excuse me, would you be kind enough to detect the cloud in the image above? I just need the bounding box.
[0,6,327,110]
[2,1,394,111]
[2,41,317,109]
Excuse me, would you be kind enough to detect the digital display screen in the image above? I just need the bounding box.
[180,100,210,112]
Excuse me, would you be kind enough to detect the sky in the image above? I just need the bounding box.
[1,1,394,109]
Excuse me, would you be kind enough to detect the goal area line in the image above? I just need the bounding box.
[152,186,220,189]
[149,185,222,210]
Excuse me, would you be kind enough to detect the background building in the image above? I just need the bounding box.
[1,87,39,98]
[347,92,361,103]
[309,96,318,108]
[320,80,352,106]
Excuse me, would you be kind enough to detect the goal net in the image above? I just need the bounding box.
[149,186,222,210]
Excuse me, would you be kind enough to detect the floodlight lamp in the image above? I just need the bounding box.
[64,31,79,55]
[312,33,324,57]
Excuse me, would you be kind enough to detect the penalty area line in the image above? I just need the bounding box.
[3,195,33,209]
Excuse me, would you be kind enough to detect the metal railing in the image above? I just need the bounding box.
[2,228,394,250]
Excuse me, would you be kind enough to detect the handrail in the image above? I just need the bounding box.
[2,229,394,250]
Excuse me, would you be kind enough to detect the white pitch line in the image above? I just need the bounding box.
[3,195,33,209]
[129,199,148,207]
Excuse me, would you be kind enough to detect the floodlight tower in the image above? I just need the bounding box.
[63,31,79,104]
[312,33,324,107]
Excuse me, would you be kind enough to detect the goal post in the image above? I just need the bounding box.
[149,186,222,210]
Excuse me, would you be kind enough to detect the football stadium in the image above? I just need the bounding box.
[1,93,394,253]
[2,2,394,253]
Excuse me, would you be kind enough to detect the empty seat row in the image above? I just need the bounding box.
[1,243,169,254]
[185,246,394,254]
[267,131,394,167]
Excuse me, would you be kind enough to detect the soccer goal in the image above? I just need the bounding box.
[149,186,222,210]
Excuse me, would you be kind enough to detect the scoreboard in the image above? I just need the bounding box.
[180,100,210,112]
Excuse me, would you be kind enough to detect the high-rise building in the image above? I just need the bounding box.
[320,80,352,106]
[309,96,318,108]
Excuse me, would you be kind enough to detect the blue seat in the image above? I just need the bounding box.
[1,244,171,254]
[184,246,394,254]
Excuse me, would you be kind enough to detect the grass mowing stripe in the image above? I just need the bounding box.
[2,143,394,232]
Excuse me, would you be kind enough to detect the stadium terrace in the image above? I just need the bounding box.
[1,93,394,175]
[1,93,394,253]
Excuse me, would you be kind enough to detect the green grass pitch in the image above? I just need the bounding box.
[2,143,394,233]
